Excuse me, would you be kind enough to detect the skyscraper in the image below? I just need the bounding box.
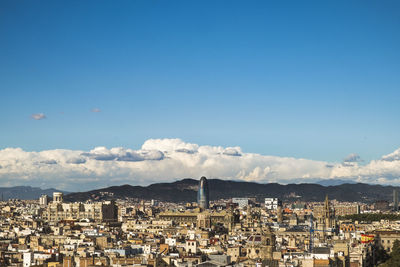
[197,176,210,209]
[394,190,398,211]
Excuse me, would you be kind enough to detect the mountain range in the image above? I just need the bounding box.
[0,186,68,200]
[63,179,398,203]
[1,179,396,203]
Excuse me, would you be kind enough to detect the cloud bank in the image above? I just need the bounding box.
[0,138,400,191]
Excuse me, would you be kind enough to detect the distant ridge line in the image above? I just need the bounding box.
[63,178,398,203]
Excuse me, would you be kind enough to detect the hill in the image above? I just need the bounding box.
[64,179,399,203]
[0,186,68,200]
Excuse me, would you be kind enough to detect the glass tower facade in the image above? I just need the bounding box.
[197,176,210,209]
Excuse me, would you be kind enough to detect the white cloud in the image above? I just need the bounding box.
[222,147,242,156]
[81,147,164,162]
[91,108,101,112]
[0,138,400,191]
[31,113,46,120]
[343,153,362,163]
[66,157,86,164]
[40,159,57,165]
[382,148,400,162]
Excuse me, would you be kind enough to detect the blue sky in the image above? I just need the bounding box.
[1,0,400,163]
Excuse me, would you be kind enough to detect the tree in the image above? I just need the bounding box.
[380,239,400,267]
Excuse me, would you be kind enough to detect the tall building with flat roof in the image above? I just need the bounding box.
[394,190,398,211]
[197,176,209,209]
[39,194,49,206]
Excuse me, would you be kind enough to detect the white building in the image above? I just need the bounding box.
[265,198,282,210]
[165,237,177,247]
[232,198,249,209]
[23,252,33,267]
[186,240,198,254]
[39,195,49,206]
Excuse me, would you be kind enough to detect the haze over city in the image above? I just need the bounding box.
[1,1,400,191]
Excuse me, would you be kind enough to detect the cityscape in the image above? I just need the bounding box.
[1,176,400,266]
[1,1,400,267]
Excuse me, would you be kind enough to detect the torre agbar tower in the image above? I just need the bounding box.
[197,176,210,209]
